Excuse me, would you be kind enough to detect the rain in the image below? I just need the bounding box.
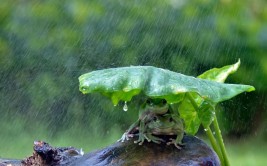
[0,0,266,165]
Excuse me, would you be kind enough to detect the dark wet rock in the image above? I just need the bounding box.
[0,136,220,166]
[21,141,84,166]
[0,159,21,166]
[70,135,220,166]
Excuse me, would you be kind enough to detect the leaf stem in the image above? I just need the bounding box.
[205,126,224,164]
[186,93,199,111]
[213,115,230,166]
[187,93,225,165]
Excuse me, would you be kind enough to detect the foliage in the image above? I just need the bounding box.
[180,60,245,134]
[79,66,254,106]
[0,0,266,158]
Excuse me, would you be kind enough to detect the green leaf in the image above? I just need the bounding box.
[179,98,214,134]
[198,59,240,83]
[79,66,254,105]
[79,65,255,135]
[198,101,215,128]
[178,94,201,135]
[179,60,255,135]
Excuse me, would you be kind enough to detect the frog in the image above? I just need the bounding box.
[118,98,169,142]
[144,113,184,149]
[118,98,184,149]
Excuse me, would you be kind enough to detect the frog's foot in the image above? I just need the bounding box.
[146,134,165,144]
[166,138,183,149]
[134,133,148,145]
[134,133,165,145]
[117,132,134,142]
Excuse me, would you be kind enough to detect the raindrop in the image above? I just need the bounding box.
[204,128,208,131]
[213,132,215,135]
[123,101,128,111]
[80,148,84,156]
[212,112,216,115]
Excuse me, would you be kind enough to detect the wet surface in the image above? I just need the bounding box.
[21,141,84,166]
[71,135,220,166]
[0,136,219,166]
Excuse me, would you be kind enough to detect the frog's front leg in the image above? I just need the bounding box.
[134,118,148,145]
[118,132,135,142]
[166,132,184,149]
[118,120,139,142]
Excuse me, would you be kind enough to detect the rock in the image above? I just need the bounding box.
[0,135,220,166]
[70,135,220,166]
[21,141,84,166]
[0,159,21,166]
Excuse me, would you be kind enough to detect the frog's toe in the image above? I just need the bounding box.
[134,136,145,145]
[167,138,183,149]
[146,134,164,144]
[166,142,182,149]
[117,136,125,142]
[143,134,152,142]
[134,139,140,144]
[134,139,144,145]
[174,143,182,149]
[118,133,136,142]
[151,139,161,144]
[152,138,164,144]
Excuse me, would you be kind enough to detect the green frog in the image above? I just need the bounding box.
[118,98,168,141]
[118,98,184,149]
[145,113,184,149]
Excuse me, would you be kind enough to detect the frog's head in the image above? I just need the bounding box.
[147,114,183,135]
[144,98,169,114]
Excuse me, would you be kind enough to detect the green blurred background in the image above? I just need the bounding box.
[0,0,266,165]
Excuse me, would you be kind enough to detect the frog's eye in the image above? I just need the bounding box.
[153,116,158,122]
[169,117,173,122]
[162,99,167,104]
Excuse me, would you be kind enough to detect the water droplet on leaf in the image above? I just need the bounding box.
[123,101,128,111]
[204,128,208,131]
